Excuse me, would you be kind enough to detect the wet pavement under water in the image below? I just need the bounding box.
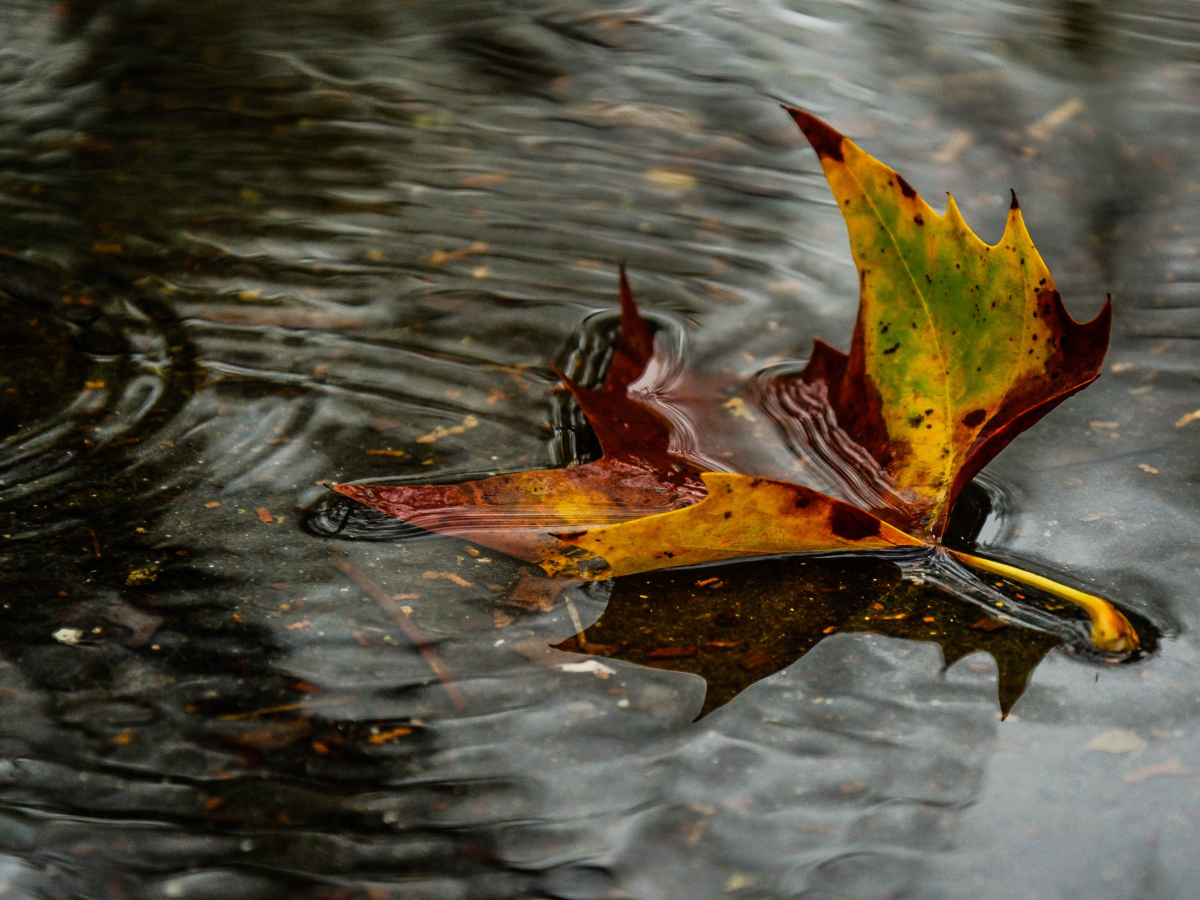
[1,0,1199,897]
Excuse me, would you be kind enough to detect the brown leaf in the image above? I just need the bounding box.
[738,649,774,670]
[647,646,698,659]
[969,617,1008,632]
[328,111,1141,713]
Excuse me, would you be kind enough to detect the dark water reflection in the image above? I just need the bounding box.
[2,0,1200,897]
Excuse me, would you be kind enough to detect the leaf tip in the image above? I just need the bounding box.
[617,261,635,320]
[943,193,968,231]
[1009,188,1020,211]
[782,106,845,163]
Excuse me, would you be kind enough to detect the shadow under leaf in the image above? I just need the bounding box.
[555,555,1061,718]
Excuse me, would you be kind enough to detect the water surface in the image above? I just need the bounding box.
[2,1,1200,897]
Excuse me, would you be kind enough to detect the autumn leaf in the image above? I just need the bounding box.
[784,108,1111,538]
[551,473,921,579]
[331,107,1138,665]
[333,267,709,578]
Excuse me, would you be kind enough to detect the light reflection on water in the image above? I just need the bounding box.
[0,0,1199,897]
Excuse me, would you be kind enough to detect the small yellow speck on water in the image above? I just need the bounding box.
[366,448,406,457]
[459,172,508,188]
[240,187,262,202]
[367,725,412,744]
[429,241,488,266]
[85,380,106,389]
[725,873,756,892]
[822,626,837,634]
[416,414,479,444]
[1138,463,1159,474]
[645,168,696,190]
[923,616,936,623]
[472,265,489,279]
[205,501,220,508]
[1176,410,1200,428]
[125,566,160,586]
[367,249,384,261]
[723,397,757,422]
[1026,98,1084,140]
[238,289,261,301]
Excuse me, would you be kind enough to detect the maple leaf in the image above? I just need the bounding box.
[784,108,1111,539]
[331,108,1138,663]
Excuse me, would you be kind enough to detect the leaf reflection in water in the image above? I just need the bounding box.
[553,553,1062,719]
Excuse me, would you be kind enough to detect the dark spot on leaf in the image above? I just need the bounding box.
[896,175,917,199]
[908,413,924,427]
[883,342,901,355]
[1010,189,1019,210]
[914,214,924,226]
[830,506,881,541]
[723,511,732,519]
[557,531,586,541]
[962,408,987,428]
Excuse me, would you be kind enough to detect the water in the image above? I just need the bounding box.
[1,0,1199,897]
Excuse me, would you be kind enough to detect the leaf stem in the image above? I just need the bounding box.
[947,549,1138,653]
